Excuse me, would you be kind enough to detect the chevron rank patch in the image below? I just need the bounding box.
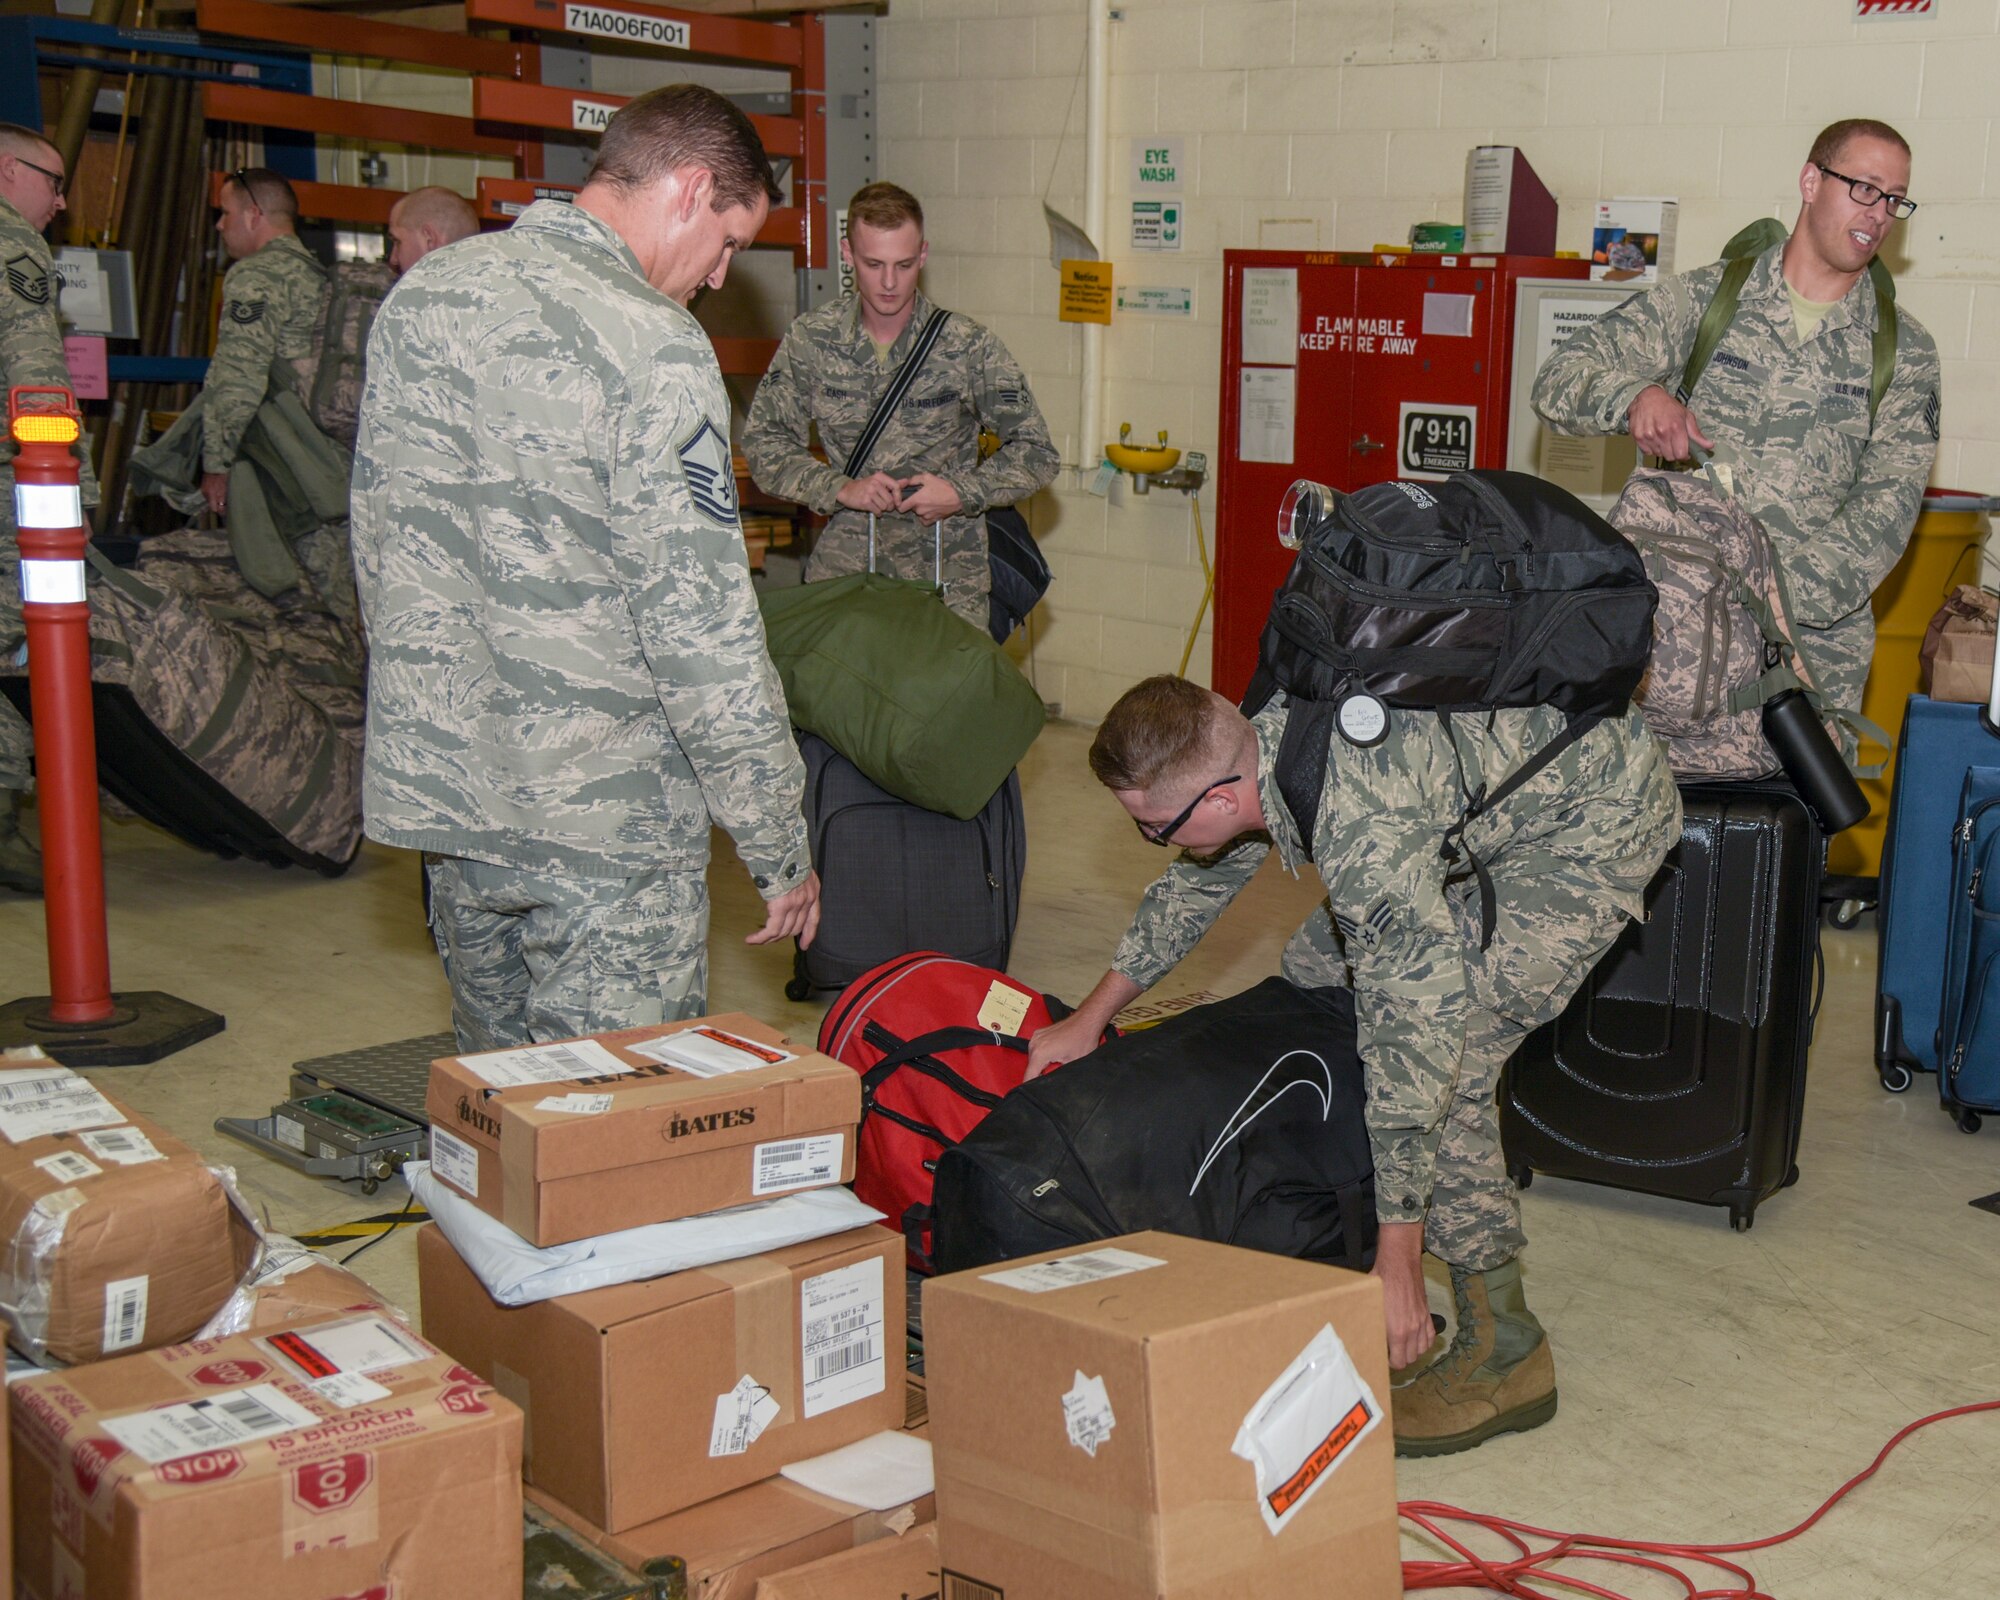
[1333,898,1393,955]
[5,253,50,306]
[676,416,739,526]
[227,298,267,325]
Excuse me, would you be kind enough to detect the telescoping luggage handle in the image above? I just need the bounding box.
[866,512,944,588]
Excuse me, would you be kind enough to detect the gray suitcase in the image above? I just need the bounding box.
[786,731,1026,1001]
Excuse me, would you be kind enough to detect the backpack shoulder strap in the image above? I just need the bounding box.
[841,308,952,479]
[1677,254,1759,408]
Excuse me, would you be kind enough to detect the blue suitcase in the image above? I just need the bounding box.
[1875,697,2000,1092]
[1938,767,2000,1130]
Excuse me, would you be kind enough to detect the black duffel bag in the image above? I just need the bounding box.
[928,978,1376,1274]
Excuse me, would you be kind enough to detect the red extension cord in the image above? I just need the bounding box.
[1398,1400,2000,1598]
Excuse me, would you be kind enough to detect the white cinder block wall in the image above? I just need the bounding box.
[880,0,2000,721]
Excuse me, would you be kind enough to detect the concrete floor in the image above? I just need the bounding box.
[2,719,1996,1597]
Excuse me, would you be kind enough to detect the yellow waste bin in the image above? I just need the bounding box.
[1827,489,1995,883]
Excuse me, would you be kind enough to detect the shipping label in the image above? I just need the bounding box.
[751,1132,843,1196]
[800,1256,886,1418]
[457,1038,631,1088]
[34,1151,100,1184]
[101,1276,149,1354]
[428,1125,479,1198]
[630,1025,796,1077]
[0,1071,125,1144]
[534,1092,614,1115]
[708,1374,780,1457]
[1060,1371,1116,1457]
[980,1247,1166,1294]
[78,1124,165,1165]
[263,1314,430,1386]
[101,1383,319,1464]
[1230,1322,1382,1534]
[563,1,689,50]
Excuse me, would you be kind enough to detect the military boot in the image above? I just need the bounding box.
[1392,1258,1556,1457]
[0,791,43,895]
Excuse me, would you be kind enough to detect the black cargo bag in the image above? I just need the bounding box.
[928,978,1377,1274]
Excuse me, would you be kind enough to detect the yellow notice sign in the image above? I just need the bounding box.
[1059,260,1113,324]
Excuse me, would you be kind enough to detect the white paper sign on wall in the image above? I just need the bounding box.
[1132,138,1185,191]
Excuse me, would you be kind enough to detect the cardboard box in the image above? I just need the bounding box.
[425,1012,860,1246]
[0,1077,244,1365]
[1591,196,1678,282]
[1463,145,1556,254]
[926,1232,1401,1600]
[9,1311,522,1600]
[755,1522,939,1600]
[419,1221,905,1530]
[529,1472,936,1600]
[202,1235,404,1339]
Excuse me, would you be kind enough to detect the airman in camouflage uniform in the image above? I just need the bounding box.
[352,86,818,1050]
[1,124,99,894]
[1535,120,1939,748]
[744,184,1057,631]
[202,170,330,519]
[1028,678,1680,1457]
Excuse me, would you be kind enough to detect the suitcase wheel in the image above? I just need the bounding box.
[784,975,812,1002]
[1730,1208,1753,1232]
[1782,1163,1801,1189]
[1956,1109,1983,1135]
[1878,1062,1914,1094]
[1509,1165,1533,1192]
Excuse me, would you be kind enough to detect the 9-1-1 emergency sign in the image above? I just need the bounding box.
[1398,403,1478,480]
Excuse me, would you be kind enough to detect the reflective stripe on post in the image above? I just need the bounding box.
[14,482,83,530]
[20,561,87,605]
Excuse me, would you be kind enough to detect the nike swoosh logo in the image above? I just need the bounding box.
[1189,1048,1335,1197]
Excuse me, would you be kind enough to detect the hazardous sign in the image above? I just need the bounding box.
[563,2,691,49]
[1299,315,1418,355]
[1398,403,1477,479]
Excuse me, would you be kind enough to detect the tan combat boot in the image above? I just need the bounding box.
[0,791,41,896]
[1392,1258,1556,1457]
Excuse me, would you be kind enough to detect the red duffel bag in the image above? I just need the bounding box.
[819,952,1090,1270]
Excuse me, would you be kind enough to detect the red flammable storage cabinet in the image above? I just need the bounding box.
[1212,250,1590,699]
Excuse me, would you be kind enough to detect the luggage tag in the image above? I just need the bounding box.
[1335,687,1389,749]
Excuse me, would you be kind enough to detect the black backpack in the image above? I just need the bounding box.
[929,979,1376,1275]
[1242,469,1656,945]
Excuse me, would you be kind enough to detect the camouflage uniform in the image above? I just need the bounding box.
[1533,240,1940,735]
[352,200,809,1047]
[202,234,329,476]
[743,289,1058,630]
[1111,700,1682,1270]
[1,195,99,793]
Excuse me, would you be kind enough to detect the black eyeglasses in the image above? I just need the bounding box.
[16,155,67,197]
[230,167,263,210]
[1136,775,1240,846]
[1816,164,1917,220]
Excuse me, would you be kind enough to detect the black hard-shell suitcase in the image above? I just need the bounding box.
[929,978,1376,1275]
[1499,783,1823,1231]
[786,731,1025,1001]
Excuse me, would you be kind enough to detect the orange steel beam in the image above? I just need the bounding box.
[477,177,581,220]
[203,83,526,162]
[473,177,805,248]
[713,337,778,377]
[196,0,534,79]
[471,78,802,157]
[465,0,801,69]
[210,171,405,225]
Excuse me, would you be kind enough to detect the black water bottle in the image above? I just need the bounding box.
[1762,690,1869,834]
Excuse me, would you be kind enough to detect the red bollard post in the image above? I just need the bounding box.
[1,385,223,1064]
[9,387,113,1025]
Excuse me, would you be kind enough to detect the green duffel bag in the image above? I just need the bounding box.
[758,573,1046,819]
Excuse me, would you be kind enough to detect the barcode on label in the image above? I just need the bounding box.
[0,1074,74,1103]
[810,1338,876,1381]
[88,1128,138,1154]
[942,1573,1004,1600]
[214,1391,291,1434]
[102,1276,147,1353]
[751,1132,842,1197]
